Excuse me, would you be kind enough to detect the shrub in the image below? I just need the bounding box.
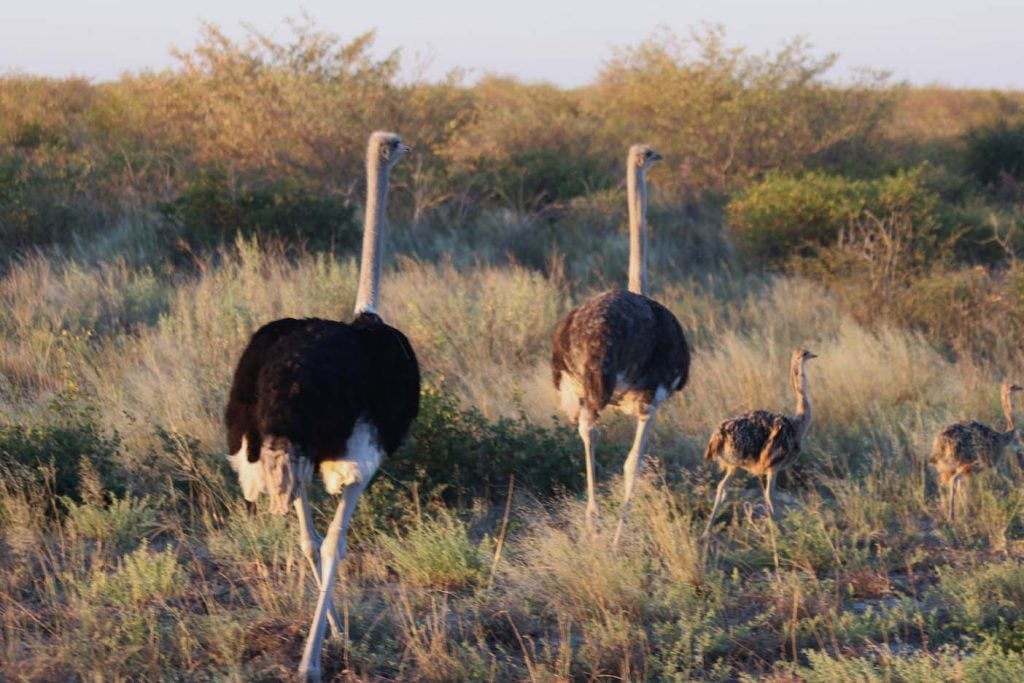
[0,416,123,503]
[383,380,581,505]
[65,495,157,553]
[728,167,942,272]
[86,542,183,606]
[595,26,891,195]
[964,121,1024,187]
[726,170,862,261]
[0,154,78,250]
[936,559,1024,631]
[475,148,612,209]
[377,510,488,590]
[157,168,359,249]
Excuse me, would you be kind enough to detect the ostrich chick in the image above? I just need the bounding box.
[704,348,817,535]
[930,381,1022,521]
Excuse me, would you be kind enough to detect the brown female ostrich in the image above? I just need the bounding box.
[551,144,690,545]
[930,381,1022,521]
[704,348,816,535]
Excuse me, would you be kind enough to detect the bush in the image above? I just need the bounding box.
[964,121,1024,188]
[726,170,862,261]
[65,495,157,553]
[382,381,581,504]
[0,154,80,250]
[157,168,359,249]
[595,26,891,195]
[0,417,123,503]
[377,510,488,590]
[477,148,613,209]
[728,166,942,268]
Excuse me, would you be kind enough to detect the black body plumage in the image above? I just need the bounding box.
[224,312,420,467]
[551,289,689,415]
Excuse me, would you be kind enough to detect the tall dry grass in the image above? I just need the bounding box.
[3,237,1024,680]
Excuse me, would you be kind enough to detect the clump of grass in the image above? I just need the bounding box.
[85,542,183,606]
[0,415,123,502]
[935,558,1024,632]
[65,494,158,553]
[799,639,1024,682]
[377,509,489,591]
[206,504,296,571]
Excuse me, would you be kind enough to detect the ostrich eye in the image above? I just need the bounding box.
[645,150,652,157]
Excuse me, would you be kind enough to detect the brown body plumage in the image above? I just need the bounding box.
[550,144,690,545]
[704,348,816,534]
[930,381,1021,520]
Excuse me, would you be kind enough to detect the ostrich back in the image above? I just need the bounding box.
[225,313,419,465]
[705,410,801,475]
[551,289,689,415]
[930,420,1008,476]
[225,318,313,460]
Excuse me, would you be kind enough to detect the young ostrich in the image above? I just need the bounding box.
[704,348,817,535]
[551,144,690,545]
[224,132,419,681]
[930,381,1023,521]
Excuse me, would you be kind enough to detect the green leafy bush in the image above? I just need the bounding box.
[383,381,581,504]
[65,495,157,552]
[377,509,488,590]
[964,121,1024,187]
[157,168,359,249]
[727,167,941,266]
[0,418,123,502]
[0,154,78,249]
[475,149,613,209]
[726,170,861,261]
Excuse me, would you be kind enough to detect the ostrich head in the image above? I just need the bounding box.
[1001,381,1024,396]
[368,131,412,172]
[628,144,663,174]
[794,348,818,363]
[790,347,817,385]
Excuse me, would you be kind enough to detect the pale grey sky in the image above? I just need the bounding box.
[2,0,1021,88]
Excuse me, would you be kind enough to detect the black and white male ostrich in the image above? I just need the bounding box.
[703,348,816,535]
[224,132,418,681]
[551,144,690,545]
[930,381,1022,521]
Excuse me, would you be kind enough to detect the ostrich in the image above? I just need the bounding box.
[703,348,817,535]
[551,144,690,545]
[930,381,1023,521]
[224,131,419,681]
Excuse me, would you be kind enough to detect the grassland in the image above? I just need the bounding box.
[4,19,1024,683]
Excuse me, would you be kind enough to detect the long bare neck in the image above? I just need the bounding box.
[1001,388,1016,442]
[354,156,389,315]
[792,361,811,439]
[627,165,648,296]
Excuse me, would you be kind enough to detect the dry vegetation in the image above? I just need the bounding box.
[4,19,1024,682]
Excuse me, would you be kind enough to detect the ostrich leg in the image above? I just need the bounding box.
[578,408,600,532]
[613,404,658,546]
[297,483,365,682]
[294,491,342,637]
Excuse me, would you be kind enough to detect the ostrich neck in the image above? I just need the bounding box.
[1002,390,1016,442]
[354,163,389,315]
[793,365,812,440]
[627,167,648,296]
